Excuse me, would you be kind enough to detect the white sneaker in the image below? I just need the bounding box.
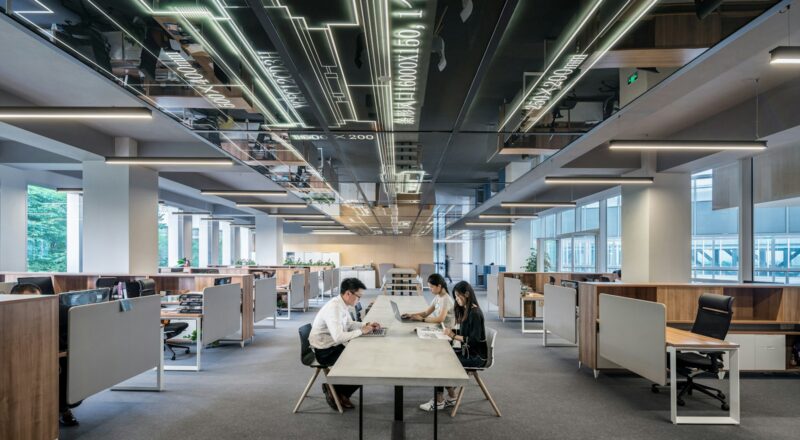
[444,396,457,407]
[419,398,445,412]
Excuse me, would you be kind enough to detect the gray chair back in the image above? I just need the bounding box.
[484,328,498,370]
[298,323,316,366]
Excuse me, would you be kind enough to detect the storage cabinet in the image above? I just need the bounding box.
[724,334,786,371]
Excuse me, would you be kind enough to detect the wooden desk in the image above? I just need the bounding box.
[521,293,545,334]
[327,296,469,438]
[161,311,203,372]
[665,328,740,425]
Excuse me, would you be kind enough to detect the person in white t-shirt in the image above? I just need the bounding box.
[403,274,455,328]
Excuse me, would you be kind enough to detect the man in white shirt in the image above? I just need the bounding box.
[310,278,379,410]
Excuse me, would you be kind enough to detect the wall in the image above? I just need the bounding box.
[284,234,433,269]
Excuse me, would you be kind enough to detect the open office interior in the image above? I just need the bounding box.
[1,0,800,439]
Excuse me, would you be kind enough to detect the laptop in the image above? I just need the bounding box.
[391,301,414,322]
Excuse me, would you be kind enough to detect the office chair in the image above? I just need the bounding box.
[353,302,363,322]
[654,293,734,410]
[17,276,55,295]
[162,319,191,361]
[138,279,156,296]
[451,327,501,418]
[96,277,119,298]
[599,276,611,282]
[293,323,343,414]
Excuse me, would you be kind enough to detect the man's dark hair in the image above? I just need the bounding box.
[340,278,367,295]
[10,283,42,295]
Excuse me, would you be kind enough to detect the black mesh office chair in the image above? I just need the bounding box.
[96,277,119,298]
[292,323,343,414]
[18,276,55,295]
[127,279,156,298]
[655,293,734,410]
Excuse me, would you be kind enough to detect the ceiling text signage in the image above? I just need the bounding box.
[522,54,588,112]
[391,2,427,126]
[165,51,235,108]
[258,51,308,110]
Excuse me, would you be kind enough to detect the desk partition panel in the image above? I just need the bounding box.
[322,269,332,293]
[254,278,277,323]
[487,274,498,310]
[309,271,320,299]
[544,284,578,344]
[290,273,306,309]
[598,294,667,385]
[503,277,522,318]
[202,283,242,345]
[67,295,161,404]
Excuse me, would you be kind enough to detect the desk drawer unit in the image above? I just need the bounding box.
[724,334,785,371]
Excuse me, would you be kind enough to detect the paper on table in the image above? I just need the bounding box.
[416,326,450,340]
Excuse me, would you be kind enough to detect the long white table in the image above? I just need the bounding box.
[327,295,469,439]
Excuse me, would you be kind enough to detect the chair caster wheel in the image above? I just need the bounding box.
[677,399,685,407]
[651,384,659,393]
[717,392,726,399]
[721,403,729,411]
[171,355,176,361]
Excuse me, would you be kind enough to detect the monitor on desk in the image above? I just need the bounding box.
[58,288,111,350]
[214,277,232,286]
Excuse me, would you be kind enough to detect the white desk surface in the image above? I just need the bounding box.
[327,295,469,387]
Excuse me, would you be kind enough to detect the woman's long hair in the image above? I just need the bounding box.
[427,273,449,294]
[452,281,479,323]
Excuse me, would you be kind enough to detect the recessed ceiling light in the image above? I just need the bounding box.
[236,203,308,208]
[105,157,234,166]
[200,189,288,196]
[770,46,800,64]
[56,188,83,193]
[609,140,767,151]
[479,214,538,219]
[545,176,654,185]
[0,107,152,119]
[500,201,576,208]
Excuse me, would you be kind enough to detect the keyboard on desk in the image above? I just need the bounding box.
[362,328,387,337]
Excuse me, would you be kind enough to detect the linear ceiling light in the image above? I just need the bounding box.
[479,214,538,219]
[106,157,234,166]
[56,187,83,193]
[310,230,356,235]
[272,214,327,219]
[770,46,800,64]
[500,201,577,208]
[171,211,211,216]
[236,203,308,208]
[609,140,767,151]
[465,222,514,227]
[302,225,345,229]
[0,107,152,119]
[200,189,288,196]
[199,217,235,222]
[545,176,654,185]
[282,219,336,224]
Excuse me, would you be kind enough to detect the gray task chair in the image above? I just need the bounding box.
[451,327,501,417]
[293,323,343,414]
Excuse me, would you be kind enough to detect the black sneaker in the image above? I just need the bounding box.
[60,410,79,427]
[322,384,338,411]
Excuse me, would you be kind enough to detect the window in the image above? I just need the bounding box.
[606,195,622,271]
[27,185,67,272]
[560,209,575,234]
[754,205,800,283]
[580,202,600,231]
[484,231,507,266]
[691,169,740,281]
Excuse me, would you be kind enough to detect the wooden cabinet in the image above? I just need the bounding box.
[0,295,58,440]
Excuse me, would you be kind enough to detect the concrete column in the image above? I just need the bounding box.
[621,173,691,282]
[240,227,251,262]
[255,215,284,265]
[232,227,242,263]
[508,219,532,272]
[66,193,82,272]
[0,166,28,271]
[221,221,232,265]
[167,207,180,267]
[598,198,608,272]
[181,216,193,263]
[209,221,220,266]
[82,161,159,273]
[739,159,753,282]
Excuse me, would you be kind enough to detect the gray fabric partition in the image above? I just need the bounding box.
[543,284,578,344]
[309,271,320,299]
[254,278,277,323]
[202,283,242,345]
[68,295,161,404]
[487,274,498,308]
[322,269,332,293]
[290,273,305,309]
[503,277,522,318]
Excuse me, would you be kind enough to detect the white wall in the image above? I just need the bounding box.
[0,166,28,271]
[507,219,533,272]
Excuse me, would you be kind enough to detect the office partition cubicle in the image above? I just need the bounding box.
[543,284,579,347]
[202,284,243,346]
[254,278,277,328]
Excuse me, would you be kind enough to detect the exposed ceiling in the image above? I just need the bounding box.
[0,0,788,235]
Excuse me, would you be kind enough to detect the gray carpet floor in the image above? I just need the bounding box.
[61,289,800,440]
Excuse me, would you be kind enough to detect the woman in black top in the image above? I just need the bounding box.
[419,281,487,412]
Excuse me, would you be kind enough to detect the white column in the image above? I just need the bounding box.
[199,219,210,267]
[240,227,251,262]
[82,160,159,273]
[66,193,82,272]
[232,227,242,263]
[739,159,753,282]
[167,207,180,267]
[0,167,28,271]
[508,219,532,272]
[621,173,691,282]
[181,216,193,263]
[255,215,284,265]
[598,198,608,272]
[221,221,232,265]
[209,221,220,266]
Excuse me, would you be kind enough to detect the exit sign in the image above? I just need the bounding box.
[627,71,639,85]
